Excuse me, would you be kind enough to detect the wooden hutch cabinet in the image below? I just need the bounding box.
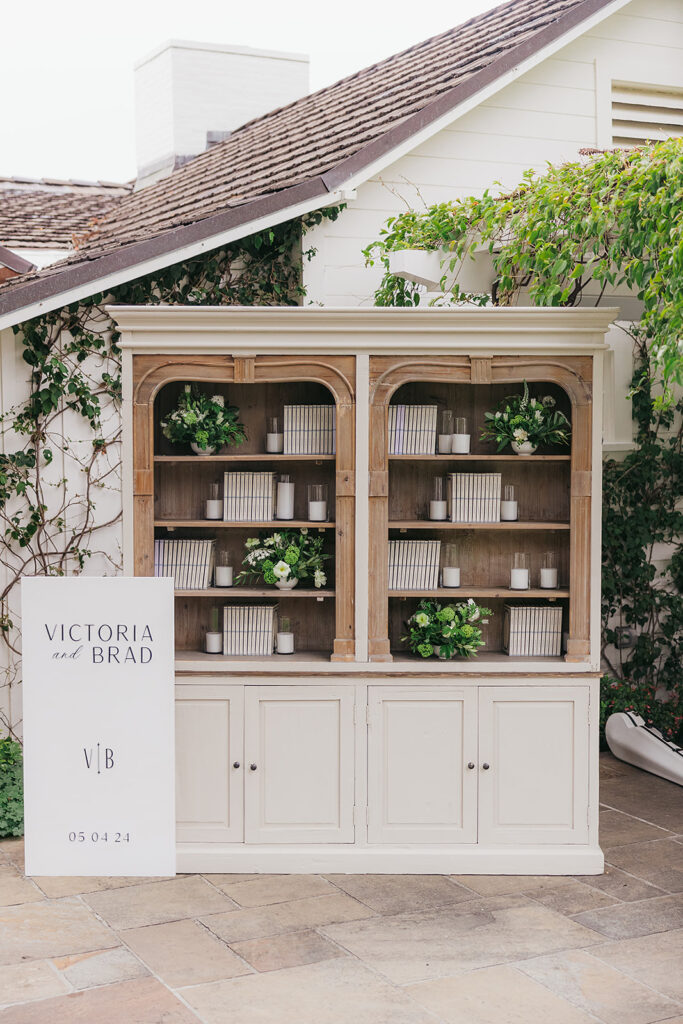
[114,305,614,874]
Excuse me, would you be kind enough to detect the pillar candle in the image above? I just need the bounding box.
[205,632,223,654]
[540,567,558,588]
[442,566,460,587]
[500,500,518,521]
[510,568,529,590]
[437,434,452,454]
[276,481,295,520]
[308,500,327,522]
[215,565,233,587]
[430,500,448,521]
[451,433,471,454]
[276,631,295,654]
[266,432,283,453]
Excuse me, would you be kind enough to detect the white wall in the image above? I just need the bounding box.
[303,0,683,309]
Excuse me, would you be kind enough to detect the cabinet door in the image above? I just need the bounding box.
[175,684,244,843]
[368,686,477,844]
[478,685,589,845]
[245,685,355,844]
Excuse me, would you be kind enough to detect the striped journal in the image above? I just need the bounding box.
[388,539,441,590]
[283,405,336,454]
[223,472,276,522]
[223,604,276,656]
[448,473,501,523]
[388,404,438,455]
[503,605,563,657]
[154,538,215,590]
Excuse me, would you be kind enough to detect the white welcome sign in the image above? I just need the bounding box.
[22,577,176,876]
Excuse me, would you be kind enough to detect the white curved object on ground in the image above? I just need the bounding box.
[605,712,683,787]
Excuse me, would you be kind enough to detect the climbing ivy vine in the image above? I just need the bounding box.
[0,208,341,736]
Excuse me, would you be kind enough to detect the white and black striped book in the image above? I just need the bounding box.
[154,538,215,589]
[503,604,563,657]
[448,473,501,523]
[388,539,441,589]
[388,405,437,455]
[223,604,276,656]
[283,405,336,454]
[223,471,276,522]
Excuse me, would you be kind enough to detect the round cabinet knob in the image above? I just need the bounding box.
[232,762,240,769]
[482,762,490,770]
[250,763,258,771]
[467,762,475,770]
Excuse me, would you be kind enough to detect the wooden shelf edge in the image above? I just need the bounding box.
[389,454,571,462]
[175,589,335,598]
[389,588,569,599]
[155,520,336,529]
[389,521,570,531]
[155,454,335,462]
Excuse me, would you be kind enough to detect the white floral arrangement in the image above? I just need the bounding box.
[480,381,570,452]
[235,529,330,588]
[161,384,246,452]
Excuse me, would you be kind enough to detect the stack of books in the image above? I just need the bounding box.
[388,539,441,590]
[503,605,563,657]
[283,405,336,454]
[154,538,215,590]
[388,405,438,454]
[223,472,276,521]
[223,605,276,656]
[448,473,501,522]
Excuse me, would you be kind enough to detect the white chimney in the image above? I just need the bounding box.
[134,40,309,188]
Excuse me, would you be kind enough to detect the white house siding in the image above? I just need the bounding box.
[303,0,683,308]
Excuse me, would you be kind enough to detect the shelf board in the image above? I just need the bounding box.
[389,587,569,599]
[389,454,571,462]
[175,588,334,598]
[155,454,335,463]
[177,649,333,664]
[389,521,570,531]
[155,520,335,529]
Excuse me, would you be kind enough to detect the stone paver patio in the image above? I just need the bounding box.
[1,753,682,1023]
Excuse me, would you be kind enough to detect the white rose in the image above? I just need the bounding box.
[211,395,225,406]
[184,384,191,393]
[513,427,528,441]
[314,569,326,588]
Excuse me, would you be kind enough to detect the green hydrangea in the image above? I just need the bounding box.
[263,570,276,584]
[261,560,274,572]
[284,545,300,565]
[460,624,476,639]
[436,606,455,623]
[417,642,434,658]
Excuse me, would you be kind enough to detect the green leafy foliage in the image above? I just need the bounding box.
[401,598,492,659]
[161,385,247,452]
[364,140,683,397]
[481,381,570,452]
[600,675,682,747]
[0,737,23,837]
[235,529,330,588]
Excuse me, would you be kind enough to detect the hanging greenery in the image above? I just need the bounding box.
[365,140,682,740]
[0,207,342,738]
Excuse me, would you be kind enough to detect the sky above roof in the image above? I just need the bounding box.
[3,0,493,184]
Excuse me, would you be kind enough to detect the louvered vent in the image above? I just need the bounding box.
[611,82,683,146]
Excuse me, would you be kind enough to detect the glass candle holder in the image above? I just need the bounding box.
[205,481,223,520]
[500,483,518,521]
[430,476,447,520]
[510,552,530,590]
[452,416,470,454]
[276,474,295,520]
[441,541,460,588]
[276,615,294,655]
[205,606,222,653]
[308,483,328,522]
[266,415,283,453]
[438,410,453,453]
[214,551,233,588]
[540,551,558,589]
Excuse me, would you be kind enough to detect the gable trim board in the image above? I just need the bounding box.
[0,0,633,331]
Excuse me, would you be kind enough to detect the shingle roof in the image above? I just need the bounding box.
[0,180,131,249]
[0,0,617,316]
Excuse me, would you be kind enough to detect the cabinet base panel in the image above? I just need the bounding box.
[176,844,604,875]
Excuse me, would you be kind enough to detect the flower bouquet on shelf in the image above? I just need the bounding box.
[235,529,331,590]
[161,384,247,454]
[401,598,492,659]
[480,381,570,454]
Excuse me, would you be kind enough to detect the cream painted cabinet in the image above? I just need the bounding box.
[175,684,244,843]
[478,686,590,845]
[367,686,478,844]
[244,685,356,844]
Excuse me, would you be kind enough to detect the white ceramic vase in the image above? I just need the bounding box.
[275,578,298,590]
[510,441,537,456]
[191,443,217,456]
